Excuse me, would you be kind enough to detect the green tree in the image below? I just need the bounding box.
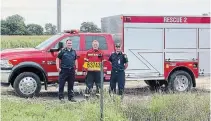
[44,23,57,35]
[80,22,101,33]
[5,14,27,35]
[1,20,10,35]
[26,24,44,35]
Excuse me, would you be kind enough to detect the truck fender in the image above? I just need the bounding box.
[166,66,196,87]
[8,62,48,90]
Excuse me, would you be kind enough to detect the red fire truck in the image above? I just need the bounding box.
[1,15,210,98]
[101,14,210,91]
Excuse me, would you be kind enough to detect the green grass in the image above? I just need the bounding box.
[123,93,210,121]
[1,92,210,121]
[1,94,126,121]
[1,35,50,49]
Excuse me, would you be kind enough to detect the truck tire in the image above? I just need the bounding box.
[168,70,192,92]
[13,72,41,98]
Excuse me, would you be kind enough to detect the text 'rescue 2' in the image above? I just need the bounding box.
[83,48,104,71]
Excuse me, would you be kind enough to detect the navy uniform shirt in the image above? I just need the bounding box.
[108,52,128,71]
[57,48,77,69]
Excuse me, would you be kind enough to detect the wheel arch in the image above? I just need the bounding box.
[166,66,196,87]
[9,62,48,90]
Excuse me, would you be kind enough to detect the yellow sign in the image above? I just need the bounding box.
[83,62,101,71]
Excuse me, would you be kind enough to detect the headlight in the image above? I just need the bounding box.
[0,60,13,68]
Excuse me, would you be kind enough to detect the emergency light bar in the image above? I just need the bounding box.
[64,29,79,34]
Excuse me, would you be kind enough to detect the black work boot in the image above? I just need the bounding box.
[109,87,116,97]
[118,89,124,100]
[68,97,77,102]
[96,87,100,98]
[84,87,91,100]
[59,94,65,103]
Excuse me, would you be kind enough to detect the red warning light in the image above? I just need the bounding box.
[64,29,79,34]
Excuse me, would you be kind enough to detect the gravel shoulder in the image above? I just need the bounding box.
[1,77,210,102]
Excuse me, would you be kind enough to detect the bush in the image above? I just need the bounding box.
[122,93,210,121]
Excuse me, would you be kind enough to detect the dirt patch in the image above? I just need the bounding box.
[195,77,210,90]
[1,78,210,102]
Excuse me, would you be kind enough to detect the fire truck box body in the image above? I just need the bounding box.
[101,15,210,81]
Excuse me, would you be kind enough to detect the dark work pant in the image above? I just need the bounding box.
[58,68,75,99]
[85,71,101,95]
[109,70,125,95]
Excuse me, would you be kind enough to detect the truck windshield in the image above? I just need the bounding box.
[35,34,63,50]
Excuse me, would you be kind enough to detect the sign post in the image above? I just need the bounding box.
[100,61,104,121]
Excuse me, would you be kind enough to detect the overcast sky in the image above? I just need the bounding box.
[1,0,210,31]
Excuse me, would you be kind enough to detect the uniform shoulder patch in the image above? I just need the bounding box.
[124,54,127,58]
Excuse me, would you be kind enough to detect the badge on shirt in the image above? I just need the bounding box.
[118,59,120,64]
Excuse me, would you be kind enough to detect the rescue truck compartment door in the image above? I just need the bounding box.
[124,27,164,79]
[165,28,197,61]
[198,28,210,76]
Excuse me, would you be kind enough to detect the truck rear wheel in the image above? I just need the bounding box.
[13,72,41,98]
[168,70,192,92]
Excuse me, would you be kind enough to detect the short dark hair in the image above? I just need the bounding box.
[66,39,72,43]
[115,43,121,48]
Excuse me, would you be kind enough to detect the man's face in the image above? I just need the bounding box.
[115,46,121,52]
[66,40,72,49]
[92,40,99,50]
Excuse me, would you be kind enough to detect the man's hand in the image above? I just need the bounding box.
[57,68,61,72]
[75,68,78,75]
[56,58,61,72]
[84,58,89,62]
[98,53,103,58]
[124,63,128,69]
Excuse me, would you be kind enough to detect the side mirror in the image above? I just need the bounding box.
[50,48,59,52]
[49,42,64,52]
[58,42,63,50]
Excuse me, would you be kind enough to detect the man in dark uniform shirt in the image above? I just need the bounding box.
[108,43,128,96]
[56,39,78,102]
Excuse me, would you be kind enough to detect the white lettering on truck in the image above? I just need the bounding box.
[164,17,187,23]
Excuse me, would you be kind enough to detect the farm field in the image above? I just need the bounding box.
[1,36,210,121]
[1,35,50,49]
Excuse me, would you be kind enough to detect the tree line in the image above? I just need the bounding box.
[1,14,101,35]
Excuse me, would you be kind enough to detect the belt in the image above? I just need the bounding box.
[112,69,124,72]
[61,67,74,70]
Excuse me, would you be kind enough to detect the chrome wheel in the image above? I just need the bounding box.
[174,75,189,92]
[19,77,37,95]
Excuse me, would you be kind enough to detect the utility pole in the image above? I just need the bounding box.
[57,0,61,33]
